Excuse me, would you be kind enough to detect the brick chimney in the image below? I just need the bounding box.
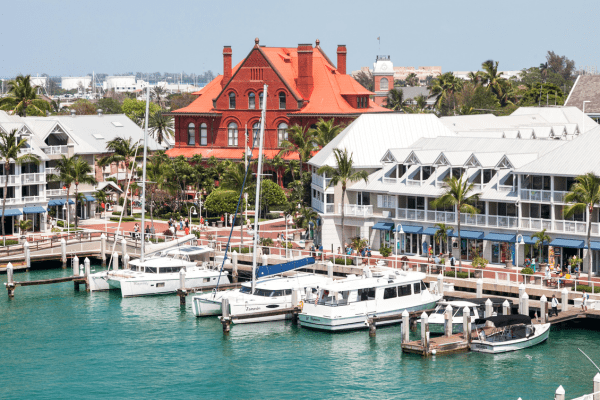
[337,45,347,75]
[297,44,314,99]
[222,46,232,88]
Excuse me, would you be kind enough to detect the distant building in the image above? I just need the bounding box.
[393,66,441,83]
[565,75,600,123]
[61,76,92,91]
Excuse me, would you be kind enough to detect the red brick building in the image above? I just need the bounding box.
[166,39,388,161]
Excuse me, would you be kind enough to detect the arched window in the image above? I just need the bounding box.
[279,92,286,109]
[252,122,260,148]
[259,92,264,109]
[229,92,236,109]
[248,92,255,109]
[187,123,195,145]
[277,122,288,147]
[380,78,389,91]
[228,122,238,146]
[200,123,208,146]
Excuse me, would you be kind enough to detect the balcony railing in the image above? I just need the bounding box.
[553,220,592,235]
[312,173,332,189]
[406,179,422,187]
[47,189,67,196]
[0,198,18,205]
[42,145,68,155]
[520,189,552,202]
[21,173,45,184]
[23,195,44,203]
[382,177,397,184]
[338,203,373,217]
[498,184,515,192]
[553,191,568,203]
[46,168,58,176]
[0,175,18,185]
[18,147,32,154]
[520,217,553,231]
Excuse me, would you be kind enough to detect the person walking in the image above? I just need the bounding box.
[179,217,184,230]
[550,294,559,317]
[582,292,589,312]
[545,265,551,286]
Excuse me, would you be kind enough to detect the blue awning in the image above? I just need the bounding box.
[520,236,538,245]
[549,238,585,249]
[48,199,75,206]
[0,208,22,217]
[589,242,600,251]
[449,230,484,240]
[396,225,422,234]
[372,222,394,231]
[23,206,46,214]
[423,227,453,236]
[85,195,96,202]
[484,233,516,243]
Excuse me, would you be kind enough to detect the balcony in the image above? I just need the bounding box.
[42,145,68,155]
[520,189,567,202]
[382,177,397,184]
[0,198,18,205]
[312,173,332,189]
[0,175,18,185]
[46,168,58,176]
[338,203,373,217]
[22,173,45,184]
[23,195,44,203]
[498,185,515,192]
[406,179,422,187]
[520,217,553,231]
[18,147,32,154]
[397,207,426,222]
[47,189,67,196]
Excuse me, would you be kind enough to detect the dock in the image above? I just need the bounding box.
[402,332,470,356]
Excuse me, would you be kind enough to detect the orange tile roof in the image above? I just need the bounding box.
[171,44,389,115]
[165,147,303,161]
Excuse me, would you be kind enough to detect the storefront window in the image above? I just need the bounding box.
[461,239,483,261]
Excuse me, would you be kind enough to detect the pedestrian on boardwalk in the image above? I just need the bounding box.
[169,217,173,228]
[184,226,190,236]
[550,295,559,317]
[582,292,589,311]
[185,218,189,228]
[179,217,184,230]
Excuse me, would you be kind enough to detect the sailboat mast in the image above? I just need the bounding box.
[140,84,150,262]
[251,84,267,293]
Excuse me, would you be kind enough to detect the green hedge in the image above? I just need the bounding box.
[575,285,600,293]
[265,212,280,220]
[56,220,75,228]
[0,240,19,247]
[112,211,140,217]
[444,271,475,279]
[110,216,136,222]
[334,257,353,265]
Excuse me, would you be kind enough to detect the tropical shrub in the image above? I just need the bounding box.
[380,245,392,257]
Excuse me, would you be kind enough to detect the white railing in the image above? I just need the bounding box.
[21,173,45,184]
[553,220,596,235]
[436,181,449,188]
[311,173,331,189]
[520,189,552,202]
[520,217,553,231]
[42,145,68,155]
[0,175,18,185]
[497,185,514,192]
[18,147,32,154]
[425,210,456,223]
[0,198,18,205]
[46,168,58,176]
[47,189,67,196]
[23,195,43,203]
[553,191,568,202]
[382,177,397,184]
[312,197,324,213]
[406,179,422,187]
[396,207,426,221]
[469,183,483,190]
[325,204,335,214]
[486,215,518,228]
[339,203,373,217]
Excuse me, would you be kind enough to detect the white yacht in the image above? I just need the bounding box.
[192,273,333,323]
[299,267,441,332]
[421,297,513,334]
[470,315,550,353]
[89,245,230,297]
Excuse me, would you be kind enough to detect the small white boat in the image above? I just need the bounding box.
[299,267,441,332]
[89,245,229,297]
[191,273,333,323]
[470,315,550,354]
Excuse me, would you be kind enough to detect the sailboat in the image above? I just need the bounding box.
[190,84,330,322]
[88,86,230,297]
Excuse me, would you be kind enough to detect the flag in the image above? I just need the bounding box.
[377,37,380,41]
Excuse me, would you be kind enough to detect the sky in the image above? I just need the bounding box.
[1,0,599,78]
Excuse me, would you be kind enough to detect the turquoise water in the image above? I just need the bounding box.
[1,265,599,400]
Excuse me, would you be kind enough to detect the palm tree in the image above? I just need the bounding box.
[434,223,453,255]
[415,94,428,111]
[0,75,51,117]
[480,60,508,104]
[98,137,142,217]
[563,172,600,283]
[385,88,410,112]
[94,190,108,213]
[267,154,287,188]
[17,219,32,236]
[312,118,344,149]
[428,72,463,111]
[148,111,174,145]
[539,62,549,83]
[467,71,481,83]
[431,177,480,268]
[221,161,248,192]
[146,154,175,230]
[531,228,552,266]
[0,129,40,238]
[354,70,374,92]
[285,159,300,182]
[152,86,166,107]
[295,206,319,238]
[279,124,317,174]
[317,149,369,249]
[406,72,419,86]
[47,155,76,228]
[72,157,97,228]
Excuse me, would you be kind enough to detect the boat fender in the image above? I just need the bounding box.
[298,301,304,311]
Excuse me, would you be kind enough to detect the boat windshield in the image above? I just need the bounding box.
[145,267,157,273]
[158,266,183,273]
[240,286,252,294]
[254,289,289,297]
[317,287,375,306]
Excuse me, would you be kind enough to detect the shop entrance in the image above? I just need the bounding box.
[461,239,483,261]
[491,242,511,264]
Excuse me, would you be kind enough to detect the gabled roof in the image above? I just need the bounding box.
[511,106,597,132]
[565,76,600,114]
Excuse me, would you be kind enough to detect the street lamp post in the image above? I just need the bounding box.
[515,234,525,269]
[583,101,591,136]
[189,206,197,230]
[62,203,69,237]
[395,224,404,255]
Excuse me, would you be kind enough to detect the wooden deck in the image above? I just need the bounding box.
[402,332,470,356]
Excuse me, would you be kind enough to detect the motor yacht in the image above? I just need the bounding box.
[470,315,550,353]
[299,267,441,332]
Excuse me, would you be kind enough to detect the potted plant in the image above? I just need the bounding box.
[351,236,368,265]
[207,233,216,249]
[260,237,273,255]
[532,229,551,270]
[18,219,32,243]
[472,256,488,278]
[569,256,583,275]
[521,267,534,283]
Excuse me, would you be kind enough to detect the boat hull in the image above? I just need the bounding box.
[470,323,551,353]
[88,271,110,292]
[229,299,295,324]
[114,275,230,297]
[192,297,223,317]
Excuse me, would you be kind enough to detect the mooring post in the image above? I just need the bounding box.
[327,260,333,279]
[262,254,268,266]
[561,288,569,312]
[292,289,300,323]
[518,283,525,300]
[540,295,548,323]
[420,311,428,349]
[121,238,127,262]
[593,373,600,400]
[522,291,529,316]
[368,318,376,337]
[61,238,67,268]
[232,251,238,283]
[113,252,119,270]
[6,262,14,299]
[444,304,453,337]
[476,278,483,298]
[221,298,231,334]
[100,233,106,266]
[485,298,493,318]
[555,385,565,400]
[123,254,130,270]
[84,257,91,291]
[401,310,410,344]
[179,268,187,306]
[463,306,470,343]
[437,273,444,296]
[72,255,80,277]
[503,300,511,315]
[23,241,30,271]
